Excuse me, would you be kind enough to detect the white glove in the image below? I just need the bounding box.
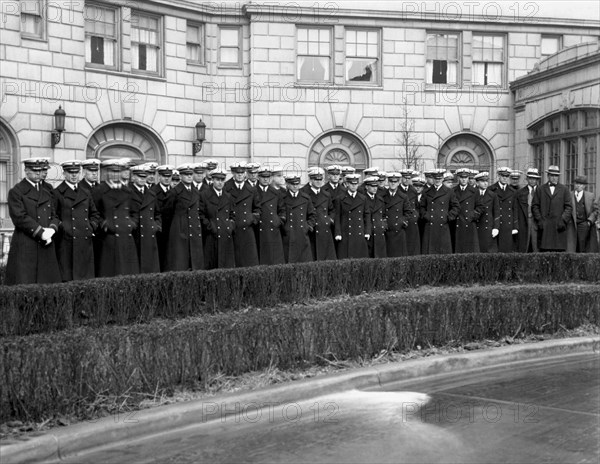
[491,228,499,238]
[335,235,342,241]
[364,234,371,240]
[40,228,55,241]
[512,229,518,235]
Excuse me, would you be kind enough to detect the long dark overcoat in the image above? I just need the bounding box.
[92,183,139,277]
[5,179,62,285]
[514,185,539,253]
[200,188,236,269]
[365,193,387,258]
[302,186,337,261]
[531,183,573,251]
[54,182,100,281]
[256,185,286,265]
[281,190,316,263]
[399,185,420,255]
[382,189,413,257]
[130,185,161,274]
[489,182,518,252]
[163,183,204,271]
[150,183,171,271]
[453,185,480,253]
[567,191,598,252]
[334,191,371,259]
[225,182,260,267]
[474,189,500,253]
[420,185,460,254]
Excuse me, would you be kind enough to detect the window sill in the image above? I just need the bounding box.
[20,34,47,42]
[84,67,167,82]
[187,62,207,71]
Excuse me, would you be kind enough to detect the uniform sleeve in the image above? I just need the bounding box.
[8,187,44,239]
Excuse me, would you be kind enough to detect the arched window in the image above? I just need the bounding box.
[87,122,166,163]
[308,130,369,172]
[529,108,599,192]
[438,133,494,174]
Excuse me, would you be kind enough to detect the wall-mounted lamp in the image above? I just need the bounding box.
[192,119,207,155]
[51,105,66,148]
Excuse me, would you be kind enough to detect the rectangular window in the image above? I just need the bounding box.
[565,139,578,189]
[345,29,380,85]
[541,35,561,57]
[218,26,241,67]
[297,27,331,83]
[20,0,45,39]
[583,109,598,129]
[426,33,459,85]
[533,143,544,175]
[566,112,578,131]
[584,135,597,194]
[472,34,504,86]
[187,22,204,64]
[549,141,561,168]
[131,12,161,74]
[85,3,118,69]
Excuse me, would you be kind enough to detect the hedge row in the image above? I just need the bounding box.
[1,253,600,336]
[1,283,598,422]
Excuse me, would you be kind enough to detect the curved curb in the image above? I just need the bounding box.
[1,336,598,463]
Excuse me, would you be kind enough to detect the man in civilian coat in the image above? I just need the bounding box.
[364,176,387,258]
[531,165,573,252]
[225,163,260,267]
[515,168,541,253]
[200,168,236,269]
[489,167,519,252]
[91,159,139,277]
[453,168,480,253]
[566,176,598,253]
[334,173,371,259]
[129,165,161,274]
[54,160,100,281]
[151,165,174,271]
[255,167,286,265]
[412,176,427,248]
[473,172,500,253]
[420,169,460,255]
[5,158,62,285]
[398,169,421,255]
[162,163,205,271]
[281,175,316,263]
[302,167,337,261]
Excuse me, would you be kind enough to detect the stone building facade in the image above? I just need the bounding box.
[0,0,599,237]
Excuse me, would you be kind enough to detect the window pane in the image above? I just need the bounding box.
[187,25,199,43]
[319,29,328,42]
[319,42,328,55]
[21,13,41,36]
[220,28,238,47]
[298,56,329,81]
[298,42,307,55]
[187,44,200,62]
[308,28,318,42]
[221,47,239,64]
[583,110,597,128]
[298,28,307,41]
[346,58,376,83]
[347,43,356,56]
[346,29,355,43]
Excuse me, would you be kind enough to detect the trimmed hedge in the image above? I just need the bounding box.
[1,283,598,422]
[1,253,600,336]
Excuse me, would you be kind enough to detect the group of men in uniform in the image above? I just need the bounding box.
[5,157,599,286]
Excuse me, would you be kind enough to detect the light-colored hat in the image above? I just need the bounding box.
[345,173,361,183]
[526,168,541,179]
[230,162,246,173]
[387,172,402,181]
[443,171,455,181]
[363,176,380,186]
[326,165,342,174]
[61,160,82,172]
[363,167,379,176]
[497,166,512,176]
[412,176,426,186]
[455,168,471,177]
[245,162,261,172]
[546,165,560,175]
[157,165,175,176]
[211,167,227,179]
[82,159,101,170]
[176,163,195,175]
[474,171,490,181]
[341,166,356,175]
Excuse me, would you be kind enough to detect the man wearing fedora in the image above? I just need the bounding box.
[515,168,541,253]
[566,176,598,253]
[531,166,573,252]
